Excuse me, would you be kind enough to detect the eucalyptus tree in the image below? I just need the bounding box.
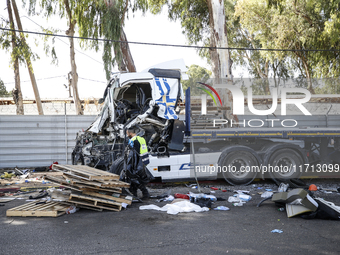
[74,0,148,77]
[0,0,46,114]
[235,0,340,93]
[149,0,232,80]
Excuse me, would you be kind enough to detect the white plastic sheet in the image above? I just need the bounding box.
[139,201,209,215]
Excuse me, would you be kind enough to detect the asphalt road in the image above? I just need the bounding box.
[1,180,340,255]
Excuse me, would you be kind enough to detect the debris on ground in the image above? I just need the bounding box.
[278,183,289,192]
[309,184,318,191]
[271,229,283,233]
[213,206,230,211]
[139,200,210,215]
[2,172,340,220]
[48,164,132,212]
[256,185,340,220]
[4,164,132,217]
[0,167,62,188]
[6,200,72,217]
[261,191,274,199]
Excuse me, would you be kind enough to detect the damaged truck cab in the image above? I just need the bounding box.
[72,68,340,186]
[72,68,187,173]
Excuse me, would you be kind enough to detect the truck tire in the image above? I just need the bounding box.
[267,148,303,182]
[109,157,124,175]
[219,150,258,186]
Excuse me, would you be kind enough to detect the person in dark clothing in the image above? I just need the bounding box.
[125,127,151,199]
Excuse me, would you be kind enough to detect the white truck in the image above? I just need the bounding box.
[72,68,340,186]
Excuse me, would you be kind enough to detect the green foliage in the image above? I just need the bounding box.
[181,64,212,96]
[314,78,340,94]
[0,12,39,71]
[234,0,340,80]
[75,1,123,78]
[25,0,149,79]
[149,0,209,48]
[0,79,11,97]
[75,0,148,78]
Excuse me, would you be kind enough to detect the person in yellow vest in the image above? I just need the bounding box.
[125,126,151,199]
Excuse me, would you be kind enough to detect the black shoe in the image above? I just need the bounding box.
[129,187,137,198]
[141,191,150,200]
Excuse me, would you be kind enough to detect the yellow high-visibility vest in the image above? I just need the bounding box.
[131,136,150,165]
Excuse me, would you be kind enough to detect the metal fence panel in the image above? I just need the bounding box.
[1,114,340,169]
[0,115,96,168]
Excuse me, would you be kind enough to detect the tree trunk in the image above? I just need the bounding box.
[264,60,270,95]
[120,28,136,72]
[303,61,314,94]
[106,0,136,72]
[7,0,23,115]
[11,0,43,115]
[64,0,83,115]
[207,0,233,123]
[207,0,232,80]
[295,50,314,94]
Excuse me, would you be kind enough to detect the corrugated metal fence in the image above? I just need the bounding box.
[0,115,96,168]
[1,114,339,169]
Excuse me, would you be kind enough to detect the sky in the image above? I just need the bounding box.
[0,2,245,99]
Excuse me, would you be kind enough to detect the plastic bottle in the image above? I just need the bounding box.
[278,183,289,192]
[237,194,252,201]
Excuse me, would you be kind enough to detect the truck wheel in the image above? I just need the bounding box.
[109,157,124,175]
[267,148,303,182]
[219,151,258,186]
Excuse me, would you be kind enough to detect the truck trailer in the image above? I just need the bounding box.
[71,69,340,186]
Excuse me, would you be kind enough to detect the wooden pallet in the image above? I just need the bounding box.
[62,174,130,189]
[45,175,126,193]
[82,190,132,205]
[6,201,71,217]
[77,185,122,194]
[68,193,122,212]
[52,164,119,181]
[44,175,82,192]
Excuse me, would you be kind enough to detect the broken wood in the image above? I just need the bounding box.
[47,164,130,212]
[6,201,71,217]
[82,190,132,205]
[52,164,120,181]
[68,193,122,212]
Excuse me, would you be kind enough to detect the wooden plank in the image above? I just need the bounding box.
[62,174,103,187]
[6,201,71,217]
[44,176,82,192]
[79,186,122,194]
[61,165,108,175]
[52,164,119,181]
[94,180,130,188]
[76,204,103,212]
[69,193,122,207]
[68,193,122,211]
[62,174,129,189]
[68,199,120,212]
[82,190,132,205]
[29,172,63,178]
[67,165,118,179]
